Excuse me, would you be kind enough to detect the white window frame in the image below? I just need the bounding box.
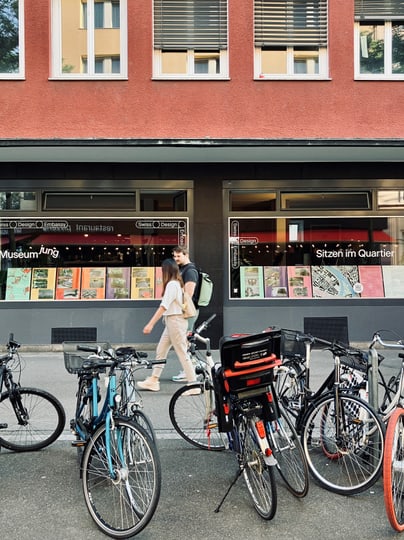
[0,0,25,80]
[354,21,404,80]
[254,46,329,80]
[153,49,229,80]
[50,0,127,80]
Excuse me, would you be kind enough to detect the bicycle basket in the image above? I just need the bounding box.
[62,341,111,374]
[280,329,306,359]
[340,352,369,373]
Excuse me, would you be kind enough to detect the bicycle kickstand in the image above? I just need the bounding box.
[214,466,243,513]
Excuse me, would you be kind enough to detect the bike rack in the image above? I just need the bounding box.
[368,347,379,411]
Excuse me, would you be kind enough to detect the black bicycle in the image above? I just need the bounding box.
[0,334,66,452]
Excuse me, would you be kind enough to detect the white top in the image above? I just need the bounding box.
[160,280,183,316]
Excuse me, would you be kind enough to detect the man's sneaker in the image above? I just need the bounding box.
[172,371,187,382]
[137,377,160,392]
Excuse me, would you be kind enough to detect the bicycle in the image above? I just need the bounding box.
[64,343,162,538]
[213,329,308,519]
[169,314,227,450]
[275,329,385,495]
[0,333,66,452]
[369,330,404,532]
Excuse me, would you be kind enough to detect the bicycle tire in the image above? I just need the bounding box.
[0,387,66,452]
[131,409,156,444]
[72,377,93,443]
[82,418,161,538]
[267,404,309,498]
[384,407,404,532]
[239,417,277,520]
[169,382,226,451]
[301,393,385,495]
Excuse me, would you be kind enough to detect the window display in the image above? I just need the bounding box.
[0,217,188,301]
[229,217,404,299]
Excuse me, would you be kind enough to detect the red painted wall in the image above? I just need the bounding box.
[1,0,402,140]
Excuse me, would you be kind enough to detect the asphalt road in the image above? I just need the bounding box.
[0,346,402,540]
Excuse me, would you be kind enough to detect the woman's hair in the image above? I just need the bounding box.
[162,258,184,291]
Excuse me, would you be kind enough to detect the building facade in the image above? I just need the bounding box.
[1,0,404,346]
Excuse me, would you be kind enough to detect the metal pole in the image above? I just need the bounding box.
[368,348,379,411]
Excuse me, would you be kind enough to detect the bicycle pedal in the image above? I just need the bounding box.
[0,423,8,429]
[71,439,86,447]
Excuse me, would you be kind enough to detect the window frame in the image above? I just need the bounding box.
[354,21,404,80]
[50,0,128,80]
[0,0,25,80]
[254,46,329,80]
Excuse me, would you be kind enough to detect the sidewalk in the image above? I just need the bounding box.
[0,348,401,539]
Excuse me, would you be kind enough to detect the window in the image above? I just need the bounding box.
[0,0,24,79]
[153,0,228,79]
[0,191,37,211]
[354,0,404,79]
[51,0,127,79]
[254,0,328,79]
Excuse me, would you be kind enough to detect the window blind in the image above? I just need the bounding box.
[254,0,328,47]
[154,0,228,50]
[354,0,404,20]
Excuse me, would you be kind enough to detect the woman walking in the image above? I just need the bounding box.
[138,258,197,392]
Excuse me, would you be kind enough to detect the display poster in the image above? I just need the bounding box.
[106,267,131,299]
[240,266,264,298]
[382,266,404,298]
[287,266,312,298]
[264,266,288,298]
[5,268,32,300]
[80,267,106,299]
[130,267,155,299]
[312,266,360,298]
[155,267,163,299]
[55,267,81,300]
[358,266,385,298]
[30,268,56,300]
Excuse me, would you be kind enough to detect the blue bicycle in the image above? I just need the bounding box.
[64,343,161,539]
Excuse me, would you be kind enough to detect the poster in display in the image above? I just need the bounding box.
[312,266,360,298]
[240,266,264,298]
[287,266,312,298]
[358,266,385,298]
[55,268,81,300]
[30,268,56,300]
[106,267,131,299]
[382,266,404,298]
[131,267,155,299]
[81,268,106,299]
[264,266,288,297]
[5,268,32,300]
[155,267,163,299]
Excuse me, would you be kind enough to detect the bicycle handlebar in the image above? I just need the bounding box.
[194,313,216,335]
[370,331,404,349]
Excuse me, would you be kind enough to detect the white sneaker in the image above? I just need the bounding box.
[137,377,160,392]
[183,386,201,396]
[172,371,187,382]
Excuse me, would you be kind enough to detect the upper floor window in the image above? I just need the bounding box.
[0,0,24,79]
[153,0,228,79]
[51,0,127,79]
[254,0,328,80]
[354,0,404,79]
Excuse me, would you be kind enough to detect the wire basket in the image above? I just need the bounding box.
[281,329,306,359]
[62,341,111,374]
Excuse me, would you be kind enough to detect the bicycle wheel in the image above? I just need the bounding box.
[274,359,304,422]
[131,409,156,444]
[169,382,226,451]
[0,387,66,452]
[82,418,161,538]
[302,393,385,495]
[239,417,277,520]
[72,377,93,442]
[267,404,309,497]
[384,407,404,532]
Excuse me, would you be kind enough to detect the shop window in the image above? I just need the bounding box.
[378,190,404,208]
[230,191,276,212]
[229,216,403,299]
[0,192,37,211]
[0,217,188,301]
[50,0,127,79]
[43,192,135,210]
[153,0,229,79]
[254,0,328,79]
[280,192,371,210]
[140,190,187,211]
[0,0,24,79]
[354,0,404,79]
